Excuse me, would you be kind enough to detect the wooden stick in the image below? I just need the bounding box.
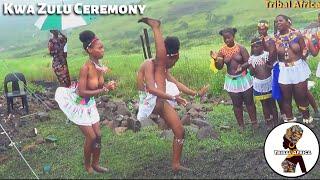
[143,28,152,58]
[20,113,37,119]
[140,35,147,59]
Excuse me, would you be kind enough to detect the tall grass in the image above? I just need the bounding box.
[1,43,319,103]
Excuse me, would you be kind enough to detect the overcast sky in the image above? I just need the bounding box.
[0,0,140,17]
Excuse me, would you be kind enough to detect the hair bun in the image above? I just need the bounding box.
[79,30,96,50]
[233,28,237,34]
[79,30,95,43]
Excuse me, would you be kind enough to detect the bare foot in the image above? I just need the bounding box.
[92,165,109,173]
[172,165,191,174]
[85,166,94,174]
[138,17,161,28]
[239,126,245,134]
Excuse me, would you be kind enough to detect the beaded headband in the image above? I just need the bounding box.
[167,52,179,57]
[86,37,99,50]
[251,39,263,46]
[258,22,269,28]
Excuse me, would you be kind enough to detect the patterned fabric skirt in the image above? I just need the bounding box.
[52,56,71,87]
[55,86,100,126]
[137,80,180,121]
[224,72,253,93]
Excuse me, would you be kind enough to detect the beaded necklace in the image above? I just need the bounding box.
[90,59,107,72]
[248,51,269,68]
[219,43,240,59]
[275,30,299,60]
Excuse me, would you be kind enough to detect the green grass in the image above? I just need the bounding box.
[0,104,268,179]
[0,0,318,59]
[1,44,319,101]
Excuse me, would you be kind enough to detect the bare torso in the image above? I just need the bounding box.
[275,32,303,63]
[85,61,104,91]
[137,59,154,91]
[219,44,249,76]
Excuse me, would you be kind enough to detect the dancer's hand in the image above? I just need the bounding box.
[198,84,209,97]
[175,96,188,107]
[210,50,218,60]
[235,64,243,74]
[105,81,117,91]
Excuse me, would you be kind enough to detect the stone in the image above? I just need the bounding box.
[198,112,206,118]
[117,104,131,117]
[149,114,159,123]
[191,118,211,128]
[197,126,219,140]
[19,119,28,127]
[127,117,141,132]
[98,108,110,121]
[21,143,37,153]
[187,108,199,117]
[44,100,55,109]
[104,102,117,112]
[140,117,157,128]
[96,101,105,108]
[181,115,191,126]
[160,130,174,141]
[101,96,109,103]
[158,118,169,130]
[28,128,38,138]
[35,137,45,145]
[36,112,50,122]
[120,120,128,127]
[114,127,127,135]
[102,120,114,129]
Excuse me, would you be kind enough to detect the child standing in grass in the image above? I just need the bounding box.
[55,30,116,174]
[247,37,278,129]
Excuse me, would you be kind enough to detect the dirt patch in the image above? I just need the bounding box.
[130,123,320,179]
[129,148,278,178]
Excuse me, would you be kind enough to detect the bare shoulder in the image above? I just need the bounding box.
[140,59,155,70]
[238,44,248,53]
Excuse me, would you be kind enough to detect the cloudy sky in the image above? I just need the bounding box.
[0,0,140,16]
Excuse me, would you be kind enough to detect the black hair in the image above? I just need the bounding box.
[164,36,180,55]
[79,30,96,50]
[276,14,292,24]
[275,15,293,34]
[259,20,268,24]
[219,28,237,36]
[251,37,263,46]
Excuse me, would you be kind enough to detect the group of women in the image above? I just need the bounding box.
[52,14,319,174]
[211,14,319,132]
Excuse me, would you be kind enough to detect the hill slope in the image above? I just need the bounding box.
[0,0,318,59]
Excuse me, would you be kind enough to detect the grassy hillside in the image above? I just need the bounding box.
[0,0,319,99]
[0,0,318,59]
